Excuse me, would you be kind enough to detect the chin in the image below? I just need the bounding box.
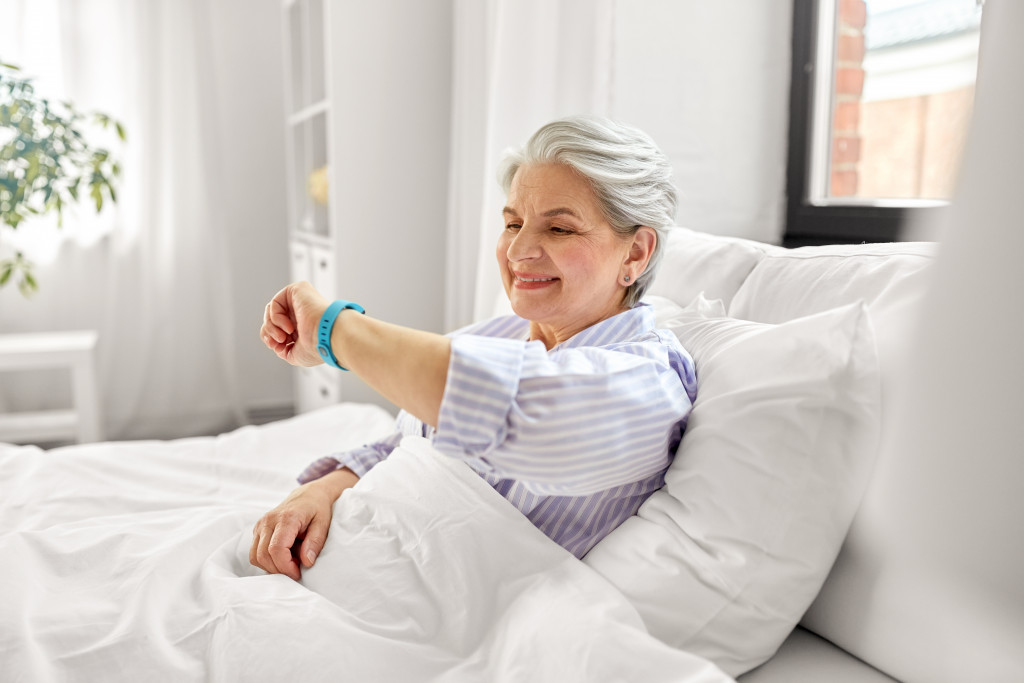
[508,298,544,322]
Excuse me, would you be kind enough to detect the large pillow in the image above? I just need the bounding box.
[645,227,773,310]
[584,294,882,677]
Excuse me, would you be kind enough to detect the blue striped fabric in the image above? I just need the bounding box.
[297,303,697,559]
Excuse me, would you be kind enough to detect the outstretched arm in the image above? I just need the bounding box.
[260,281,451,427]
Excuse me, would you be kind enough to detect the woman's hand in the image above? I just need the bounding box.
[260,281,329,367]
[250,467,359,580]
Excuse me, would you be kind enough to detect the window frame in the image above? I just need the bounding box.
[784,0,948,247]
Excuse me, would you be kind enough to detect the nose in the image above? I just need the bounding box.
[505,226,542,262]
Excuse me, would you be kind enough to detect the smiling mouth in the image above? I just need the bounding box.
[515,276,557,282]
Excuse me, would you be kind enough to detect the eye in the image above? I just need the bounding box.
[550,226,574,235]
[505,223,522,232]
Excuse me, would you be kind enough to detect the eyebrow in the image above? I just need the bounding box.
[502,207,582,220]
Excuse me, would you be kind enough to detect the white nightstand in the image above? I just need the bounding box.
[0,330,103,444]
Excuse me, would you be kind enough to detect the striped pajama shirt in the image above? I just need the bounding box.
[298,302,697,559]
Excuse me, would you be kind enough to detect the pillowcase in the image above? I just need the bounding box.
[645,227,773,310]
[583,294,882,677]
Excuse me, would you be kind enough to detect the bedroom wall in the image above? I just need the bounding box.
[612,1,793,244]
[206,0,293,419]
[320,0,453,410]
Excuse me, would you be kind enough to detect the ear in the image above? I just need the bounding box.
[623,226,657,279]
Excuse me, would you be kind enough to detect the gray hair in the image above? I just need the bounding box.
[497,115,677,307]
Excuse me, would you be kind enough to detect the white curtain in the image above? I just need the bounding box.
[0,0,244,439]
[445,0,615,330]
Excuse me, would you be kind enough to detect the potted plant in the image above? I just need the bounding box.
[0,60,125,295]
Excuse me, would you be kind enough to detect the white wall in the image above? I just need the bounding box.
[206,0,293,416]
[612,0,793,244]
[325,0,453,407]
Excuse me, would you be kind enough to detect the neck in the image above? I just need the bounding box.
[528,304,630,350]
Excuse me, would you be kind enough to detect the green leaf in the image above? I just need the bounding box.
[0,262,13,286]
[18,270,39,297]
[115,121,126,141]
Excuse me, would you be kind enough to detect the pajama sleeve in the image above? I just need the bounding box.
[296,428,404,484]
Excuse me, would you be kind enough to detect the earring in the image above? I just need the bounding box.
[623,275,631,283]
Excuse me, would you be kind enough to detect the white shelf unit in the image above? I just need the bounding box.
[281,0,452,415]
[283,0,341,413]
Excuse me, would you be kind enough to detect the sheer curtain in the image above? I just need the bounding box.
[445,0,615,330]
[0,0,244,439]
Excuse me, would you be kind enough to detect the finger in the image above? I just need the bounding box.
[254,522,284,576]
[270,296,296,336]
[299,512,331,568]
[255,535,278,576]
[269,338,298,364]
[249,528,262,570]
[255,520,284,575]
[267,518,302,581]
[261,331,287,354]
[263,303,288,344]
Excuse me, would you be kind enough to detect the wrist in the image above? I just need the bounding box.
[315,466,360,501]
[329,308,366,372]
[316,300,365,370]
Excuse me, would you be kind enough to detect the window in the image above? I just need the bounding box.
[785,0,983,246]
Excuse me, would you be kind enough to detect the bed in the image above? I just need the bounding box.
[0,226,958,681]
[1,400,732,681]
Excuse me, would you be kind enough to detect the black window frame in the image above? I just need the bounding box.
[783,0,945,247]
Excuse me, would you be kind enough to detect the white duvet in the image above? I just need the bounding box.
[0,404,730,682]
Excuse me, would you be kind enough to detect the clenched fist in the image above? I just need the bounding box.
[260,281,329,367]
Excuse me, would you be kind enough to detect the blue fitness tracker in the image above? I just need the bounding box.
[317,300,365,370]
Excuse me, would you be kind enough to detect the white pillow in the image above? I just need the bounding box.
[584,294,882,677]
[645,227,773,310]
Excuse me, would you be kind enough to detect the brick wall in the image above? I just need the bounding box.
[831,0,867,197]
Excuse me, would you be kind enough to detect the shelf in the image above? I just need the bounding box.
[288,100,329,127]
[287,110,330,238]
[289,230,332,248]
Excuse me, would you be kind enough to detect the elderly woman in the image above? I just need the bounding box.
[251,116,697,580]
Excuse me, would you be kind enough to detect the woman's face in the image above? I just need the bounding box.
[497,163,636,344]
